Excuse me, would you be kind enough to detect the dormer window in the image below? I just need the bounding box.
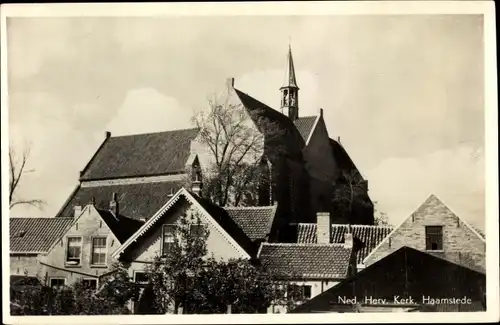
[425,226,443,251]
[66,236,82,266]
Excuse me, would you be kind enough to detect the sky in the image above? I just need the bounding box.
[6,15,485,229]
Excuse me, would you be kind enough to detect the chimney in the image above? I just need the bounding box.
[316,212,331,244]
[105,131,111,139]
[74,205,82,218]
[110,193,118,216]
[344,226,354,249]
[226,77,235,89]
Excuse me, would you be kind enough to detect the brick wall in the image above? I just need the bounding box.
[10,254,39,276]
[364,195,485,272]
[41,204,121,286]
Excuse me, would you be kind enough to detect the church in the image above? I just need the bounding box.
[55,45,375,234]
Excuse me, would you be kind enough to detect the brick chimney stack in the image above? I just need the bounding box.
[344,224,354,249]
[110,193,119,216]
[74,205,82,218]
[317,212,331,244]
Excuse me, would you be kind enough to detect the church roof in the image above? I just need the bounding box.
[329,138,361,174]
[296,224,393,264]
[223,205,277,242]
[233,88,305,162]
[80,128,199,181]
[10,217,74,253]
[293,116,317,142]
[56,181,184,221]
[258,243,353,279]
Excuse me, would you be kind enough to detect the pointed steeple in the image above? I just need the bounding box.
[280,44,300,120]
[282,45,299,88]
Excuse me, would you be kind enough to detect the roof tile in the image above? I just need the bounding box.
[224,206,276,242]
[293,116,317,142]
[80,128,199,180]
[258,243,352,278]
[57,181,184,221]
[10,217,74,253]
[297,224,393,264]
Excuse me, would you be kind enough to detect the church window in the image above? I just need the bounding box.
[425,226,443,251]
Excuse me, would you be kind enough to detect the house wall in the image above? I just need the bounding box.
[125,198,247,276]
[10,254,40,276]
[268,279,341,314]
[40,205,121,286]
[364,196,485,272]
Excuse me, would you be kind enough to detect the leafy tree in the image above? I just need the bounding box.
[141,213,290,314]
[332,169,372,223]
[10,263,139,315]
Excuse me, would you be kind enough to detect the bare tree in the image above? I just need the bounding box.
[192,85,282,207]
[9,144,45,210]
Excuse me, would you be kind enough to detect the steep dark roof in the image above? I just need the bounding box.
[56,181,183,221]
[96,209,144,244]
[291,246,486,313]
[258,243,353,279]
[80,128,199,180]
[189,192,259,257]
[223,206,277,242]
[233,88,305,162]
[10,217,74,253]
[329,138,359,173]
[297,224,393,264]
[293,116,317,142]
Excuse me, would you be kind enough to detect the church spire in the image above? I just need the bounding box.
[280,44,300,121]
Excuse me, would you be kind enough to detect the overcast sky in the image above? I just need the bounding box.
[7,15,485,228]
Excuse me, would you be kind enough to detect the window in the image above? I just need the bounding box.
[91,237,107,265]
[426,226,443,251]
[287,284,312,301]
[162,224,177,256]
[82,279,98,290]
[134,271,149,285]
[189,224,206,237]
[50,278,66,290]
[66,237,82,265]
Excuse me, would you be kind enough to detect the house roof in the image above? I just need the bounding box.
[56,180,184,221]
[96,209,144,244]
[223,206,277,242]
[293,116,317,143]
[10,217,74,253]
[113,188,256,259]
[80,128,199,180]
[291,246,486,313]
[257,243,353,279]
[296,224,393,264]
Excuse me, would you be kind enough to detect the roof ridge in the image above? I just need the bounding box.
[297,223,393,229]
[261,242,347,248]
[223,205,275,210]
[10,216,65,219]
[295,115,318,120]
[109,127,199,139]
